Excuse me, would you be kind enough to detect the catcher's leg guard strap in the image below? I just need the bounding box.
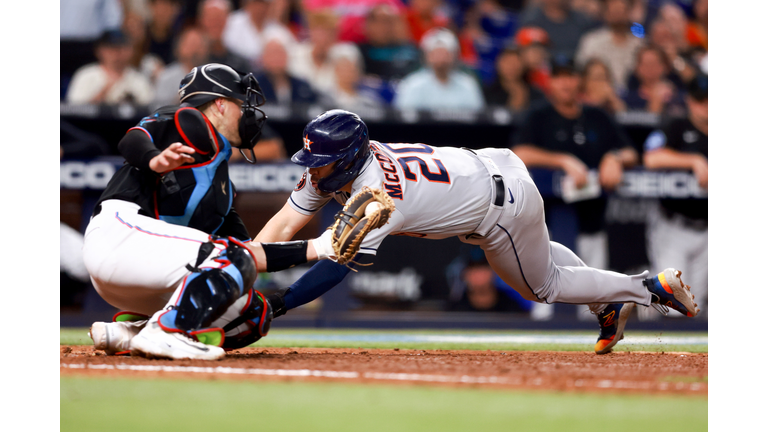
[159,238,257,333]
[262,240,308,272]
[221,289,273,349]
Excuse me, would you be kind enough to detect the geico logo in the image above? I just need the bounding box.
[228,164,305,192]
[60,162,116,189]
[619,172,707,198]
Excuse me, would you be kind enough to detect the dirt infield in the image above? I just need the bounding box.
[60,345,707,395]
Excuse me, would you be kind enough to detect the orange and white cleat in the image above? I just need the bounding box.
[643,268,699,317]
[594,303,634,355]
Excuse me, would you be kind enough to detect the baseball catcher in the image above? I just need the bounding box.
[84,64,392,360]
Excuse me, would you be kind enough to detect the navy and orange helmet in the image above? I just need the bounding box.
[292,110,371,193]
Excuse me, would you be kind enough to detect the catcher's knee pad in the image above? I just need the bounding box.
[221,289,273,350]
[159,237,258,335]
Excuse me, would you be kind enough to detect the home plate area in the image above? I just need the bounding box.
[61,346,707,395]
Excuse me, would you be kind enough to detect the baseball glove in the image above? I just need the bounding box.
[331,186,395,266]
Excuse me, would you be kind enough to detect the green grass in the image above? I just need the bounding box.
[61,377,707,432]
[61,327,708,353]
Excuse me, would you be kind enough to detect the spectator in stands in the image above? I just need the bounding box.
[406,0,452,43]
[642,74,708,318]
[447,247,532,313]
[648,17,697,85]
[288,10,356,95]
[579,58,626,114]
[393,28,485,110]
[123,10,165,85]
[516,27,552,93]
[623,45,685,115]
[570,0,602,21]
[222,0,295,68]
[483,45,546,112]
[357,4,422,82]
[67,30,155,106]
[657,2,688,50]
[519,0,597,59]
[302,0,407,44]
[198,0,252,73]
[462,0,521,84]
[146,0,183,65]
[686,0,707,51]
[60,0,124,78]
[511,56,637,320]
[513,56,637,191]
[327,44,385,111]
[151,27,211,109]
[574,0,644,92]
[256,36,319,105]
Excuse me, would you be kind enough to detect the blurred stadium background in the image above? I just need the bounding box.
[60,0,708,333]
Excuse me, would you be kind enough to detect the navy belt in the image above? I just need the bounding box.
[491,175,504,207]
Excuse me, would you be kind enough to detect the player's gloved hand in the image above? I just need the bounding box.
[331,186,395,266]
[149,142,196,173]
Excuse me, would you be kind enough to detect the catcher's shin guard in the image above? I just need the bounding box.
[158,237,258,343]
[221,289,273,349]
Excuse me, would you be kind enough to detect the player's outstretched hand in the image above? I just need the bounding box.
[149,143,196,173]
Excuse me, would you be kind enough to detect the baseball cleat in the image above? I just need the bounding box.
[594,303,635,355]
[89,319,147,355]
[130,321,225,360]
[643,268,699,317]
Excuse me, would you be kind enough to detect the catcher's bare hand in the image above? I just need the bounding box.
[149,143,196,173]
[331,186,395,265]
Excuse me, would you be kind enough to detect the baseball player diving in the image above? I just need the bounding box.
[256,109,701,354]
[83,64,387,360]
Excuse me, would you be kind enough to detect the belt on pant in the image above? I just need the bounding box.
[463,148,505,239]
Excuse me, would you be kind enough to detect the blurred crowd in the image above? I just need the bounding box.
[60,0,708,319]
[60,0,708,115]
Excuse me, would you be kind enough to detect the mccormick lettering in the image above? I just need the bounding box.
[371,143,404,200]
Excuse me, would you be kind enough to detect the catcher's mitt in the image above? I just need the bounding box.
[331,186,395,266]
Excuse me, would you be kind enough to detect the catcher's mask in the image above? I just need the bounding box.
[179,63,267,164]
[291,109,371,193]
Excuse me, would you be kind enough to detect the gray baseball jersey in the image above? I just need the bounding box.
[289,141,490,253]
[288,142,655,308]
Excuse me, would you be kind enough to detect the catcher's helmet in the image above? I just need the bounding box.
[292,110,371,193]
[178,63,267,163]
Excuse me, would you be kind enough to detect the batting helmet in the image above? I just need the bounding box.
[291,110,371,193]
[178,63,267,163]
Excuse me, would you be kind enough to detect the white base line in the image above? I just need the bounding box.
[60,363,704,392]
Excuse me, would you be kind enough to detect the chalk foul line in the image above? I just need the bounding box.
[60,363,705,392]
